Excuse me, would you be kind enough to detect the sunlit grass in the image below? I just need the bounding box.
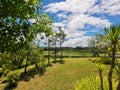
[0,58,117,90]
[14,58,99,90]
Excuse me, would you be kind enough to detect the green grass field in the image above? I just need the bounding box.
[0,58,112,90]
[44,50,93,57]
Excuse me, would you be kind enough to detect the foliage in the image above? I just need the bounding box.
[0,0,52,75]
[74,76,101,90]
[103,24,120,90]
[90,57,111,65]
[0,0,39,19]
[6,71,19,86]
[96,62,104,71]
[29,46,46,67]
[0,0,52,52]
[74,76,117,90]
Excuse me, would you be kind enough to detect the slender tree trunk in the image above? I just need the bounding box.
[108,44,116,90]
[99,69,104,90]
[24,49,29,73]
[48,40,50,65]
[35,63,39,71]
[54,41,57,62]
[60,43,62,61]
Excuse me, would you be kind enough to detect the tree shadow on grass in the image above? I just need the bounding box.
[45,63,53,68]
[52,60,65,64]
[4,83,18,90]
[20,67,46,82]
[4,67,46,90]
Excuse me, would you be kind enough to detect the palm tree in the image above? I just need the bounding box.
[103,24,120,90]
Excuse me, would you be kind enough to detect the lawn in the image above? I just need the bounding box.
[63,50,92,57]
[44,50,93,57]
[0,58,112,90]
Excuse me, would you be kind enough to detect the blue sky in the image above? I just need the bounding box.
[41,0,120,47]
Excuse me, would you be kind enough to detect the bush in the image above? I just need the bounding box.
[74,76,117,90]
[6,71,19,86]
[90,57,111,65]
[100,57,111,64]
[0,68,3,76]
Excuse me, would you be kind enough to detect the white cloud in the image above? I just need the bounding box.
[57,14,67,18]
[44,0,97,14]
[66,14,110,31]
[28,19,36,23]
[89,0,120,15]
[63,36,90,47]
[44,0,120,47]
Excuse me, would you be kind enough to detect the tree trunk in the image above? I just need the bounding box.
[24,58,27,73]
[108,44,116,90]
[48,40,50,65]
[99,69,104,90]
[54,41,57,62]
[35,63,39,71]
[60,43,62,61]
[24,50,29,73]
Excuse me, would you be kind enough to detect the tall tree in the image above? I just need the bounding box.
[47,35,52,65]
[57,27,66,62]
[101,24,120,90]
[52,32,57,62]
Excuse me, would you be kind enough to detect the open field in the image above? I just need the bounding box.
[43,49,105,58]
[0,58,112,90]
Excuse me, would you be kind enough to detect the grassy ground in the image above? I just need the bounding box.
[44,50,105,57]
[63,50,92,57]
[0,58,113,90]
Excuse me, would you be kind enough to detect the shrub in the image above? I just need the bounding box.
[100,57,111,64]
[89,58,99,63]
[6,71,19,86]
[2,68,10,77]
[74,76,117,90]
[0,68,3,76]
[90,57,111,65]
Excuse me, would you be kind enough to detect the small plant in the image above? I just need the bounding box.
[96,63,104,90]
[74,76,117,90]
[6,71,19,86]
[0,68,3,76]
[74,76,101,90]
[90,57,111,65]
[100,57,111,64]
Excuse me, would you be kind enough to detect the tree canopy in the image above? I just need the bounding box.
[0,0,53,52]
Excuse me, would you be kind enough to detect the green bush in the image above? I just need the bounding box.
[74,76,117,90]
[0,67,3,76]
[100,57,111,64]
[2,67,10,77]
[6,71,19,86]
[90,57,111,65]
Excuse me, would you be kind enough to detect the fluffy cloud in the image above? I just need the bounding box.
[45,0,120,15]
[63,36,90,47]
[44,0,120,47]
[90,0,120,15]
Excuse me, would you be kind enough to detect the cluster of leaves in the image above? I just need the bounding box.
[90,57,111,65]
[6,71,19,86]
[74,76,117,90]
